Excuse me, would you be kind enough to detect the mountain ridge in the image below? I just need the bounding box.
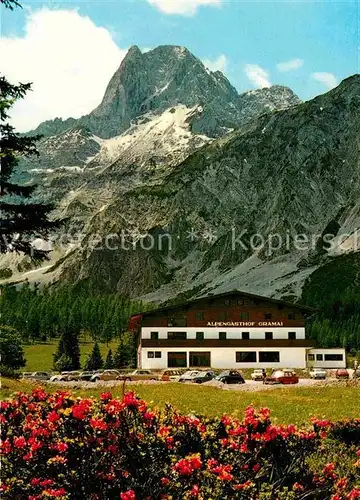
[26,44,300,140]
[3,46,359,308]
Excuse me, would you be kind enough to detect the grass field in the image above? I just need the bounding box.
[1,378,359,426]
[23,341,119,372]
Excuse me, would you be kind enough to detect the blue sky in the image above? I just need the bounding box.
[1,0,358,131]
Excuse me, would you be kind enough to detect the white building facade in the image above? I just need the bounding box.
[129,291,347,370]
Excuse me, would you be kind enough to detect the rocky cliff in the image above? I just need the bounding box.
[3,46,358,305]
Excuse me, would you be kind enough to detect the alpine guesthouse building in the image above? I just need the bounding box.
[128,291,346,370]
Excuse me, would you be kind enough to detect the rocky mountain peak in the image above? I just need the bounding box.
[28,45,301,140]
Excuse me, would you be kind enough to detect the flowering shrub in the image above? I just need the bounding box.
[1,388,359,499]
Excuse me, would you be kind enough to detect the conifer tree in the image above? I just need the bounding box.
[53,330,80,370]
[84,342,104,371]
[113,341,126,369]
[104,348,114,369]
[54,355,73,372]
[1,0,59,258]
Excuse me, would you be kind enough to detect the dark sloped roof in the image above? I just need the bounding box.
[131,289,316,318]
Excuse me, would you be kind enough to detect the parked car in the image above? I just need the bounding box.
[117,370,159,381]
[251,369,266,381]
[336,368,349,380]
[215,370,245,384]
[78,371,96,381]
[178,370,200,383]
[353,368,360,379]
[192,371,215,384]
[91,370,121,382]
[160,369,182,382]
[22,372,51,381]
[50,371,81,382]
[309,368,327,380]
[264,370,299,385]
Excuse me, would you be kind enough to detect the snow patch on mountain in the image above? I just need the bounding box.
[90,104,212,168]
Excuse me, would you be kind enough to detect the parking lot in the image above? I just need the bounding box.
[44,375,360,392]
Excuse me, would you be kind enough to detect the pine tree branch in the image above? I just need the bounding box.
[1,181,35,197]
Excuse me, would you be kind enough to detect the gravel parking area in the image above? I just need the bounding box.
[48,377,359,392]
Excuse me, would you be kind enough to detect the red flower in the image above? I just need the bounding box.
[258,407,270,420]
[347,489,360,499]
[293,483,304,491]
[173,455,202,475]
[336,477,348,489]
[54,442,68,453]
[90,418,108,431]
[123,392,140,409]
[40,480,54,487]
[42,488,67,497]
[160,477,170,486]
[14,436,27,448]
[190,485,200,497]
[48,411,60,423]
[323,463,337,479]
[100,392,112,401]
[233,480,254,491]
[120,490,136,500]
[0,439,11,454]
[71,406,86,420]
[212,464,233,481]
[31,388,47,401]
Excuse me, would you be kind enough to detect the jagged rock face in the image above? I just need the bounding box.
[22,104,213,233]
[6,44,358,304]
[28,45,300,139]
[59,75,360,300]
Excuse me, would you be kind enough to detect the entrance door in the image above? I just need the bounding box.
[189,352,211,367]
[168,352,187,368]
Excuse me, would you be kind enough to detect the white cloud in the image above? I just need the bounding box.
[147,0,221,16]
[202,54,227,74]
[311,72,338,90]
[0,8,127,132]
[244,64,271,88]
[277,58,304,72]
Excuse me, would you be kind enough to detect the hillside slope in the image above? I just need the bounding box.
[56,75,359,301]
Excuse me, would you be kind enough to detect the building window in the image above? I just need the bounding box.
[288,312,296,320]
[150,331,159,340]
[259,351,280,363]
[168,331,187,340]
[324,354,344,361]
[148,351,162,358]
[316,354,323,361]
[196,312,204,321]
[265,332,273,340]
[264,313,272,320]
[240,312,249,320]
[236,351,257,362]
[237,299,244,306]
[288,332,296,340]
[196,332,204,341]
[219,311,228,321]
[308,354,315,361]
[219,332,227,340]
[168,317,187,327]
[224,299,230,306]
[242,332,250,340]
[168,352,187,368]
[190,351,211,367]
